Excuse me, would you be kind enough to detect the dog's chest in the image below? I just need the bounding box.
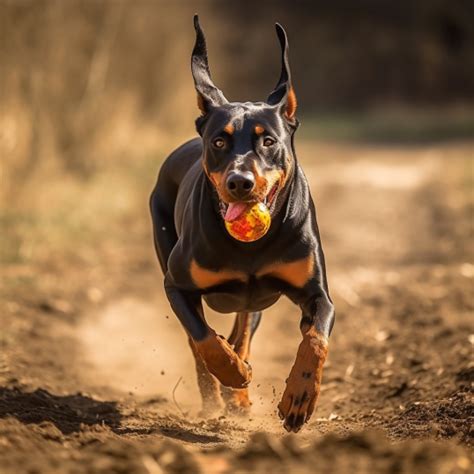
[190,255,314,290]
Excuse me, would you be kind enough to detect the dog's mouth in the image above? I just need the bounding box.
[218,182,281,221]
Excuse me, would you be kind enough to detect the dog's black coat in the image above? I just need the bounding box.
[150,16,334,432]
[151,134,333,333]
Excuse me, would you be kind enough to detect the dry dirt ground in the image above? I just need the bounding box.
[1,140,473,473]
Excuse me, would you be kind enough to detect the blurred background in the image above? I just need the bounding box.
[1,0,473,193]
[1,2,474,468]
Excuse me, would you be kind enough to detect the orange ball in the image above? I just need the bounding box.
[225,202,271,242]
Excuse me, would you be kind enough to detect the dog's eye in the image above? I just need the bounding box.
[263,137,275,147]
[213,137,225,149]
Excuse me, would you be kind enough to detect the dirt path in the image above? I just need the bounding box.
[1,141,473,473]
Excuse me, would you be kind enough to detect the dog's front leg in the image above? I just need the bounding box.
[164,275,252,389]
[278,285,334,432]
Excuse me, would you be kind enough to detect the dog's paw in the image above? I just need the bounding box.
[222,387,252,416]
[277,330,328,433]
[278,375,319,432]
[197,333,252,389]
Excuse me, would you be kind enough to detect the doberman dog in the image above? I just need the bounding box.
[150,16,334,433]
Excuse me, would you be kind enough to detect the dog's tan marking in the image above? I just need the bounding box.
[188,337,223,414]
[250,162,282,200]
[285,87,298,119]
[208,171,222,187]
[251,161,266,192]
[255,124,265,135]
[195,331,252,388]
[209,171,234,204]
[257,254,314,288]
[224,122,235,135]
[278,326,328,432]
[228,312,253,361]
[224,387,252,413]
[264,169,283,188]
[221,312,255,413]
[190,259,247,289]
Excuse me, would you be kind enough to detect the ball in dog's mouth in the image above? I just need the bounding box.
[218,183,279,242]
[224,202,271,242]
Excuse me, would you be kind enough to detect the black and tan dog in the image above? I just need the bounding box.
[150,16,334,433]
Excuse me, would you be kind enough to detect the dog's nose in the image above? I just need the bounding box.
[226,171,255,199]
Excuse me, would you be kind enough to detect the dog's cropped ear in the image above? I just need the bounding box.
[266,23,297,122]
[191,15,228,115]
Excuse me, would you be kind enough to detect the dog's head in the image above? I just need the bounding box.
[191,15,298,221]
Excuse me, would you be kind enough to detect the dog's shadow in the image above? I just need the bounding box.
[0,386,121,434]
